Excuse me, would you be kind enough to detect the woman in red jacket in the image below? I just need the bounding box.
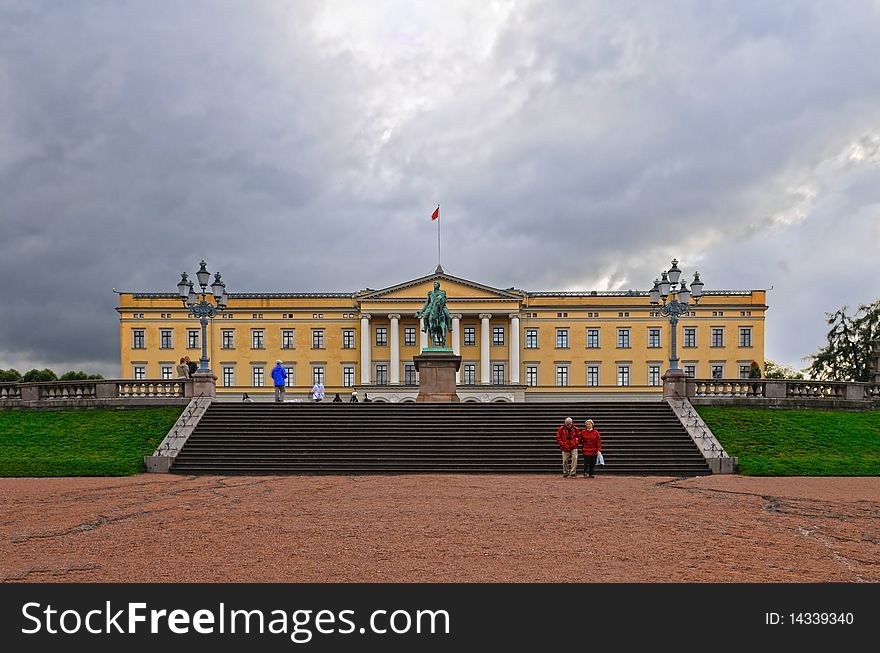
[580,419,602,478]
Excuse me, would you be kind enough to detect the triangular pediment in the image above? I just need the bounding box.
[359,273,523,301]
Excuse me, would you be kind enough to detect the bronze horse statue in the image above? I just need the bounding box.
[417,281,452,348]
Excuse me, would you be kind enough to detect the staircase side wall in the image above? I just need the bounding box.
[666,398,738,474]
[145,397,212,472]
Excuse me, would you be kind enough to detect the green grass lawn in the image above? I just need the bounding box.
[0,407,182,476]
[696,407,880,476]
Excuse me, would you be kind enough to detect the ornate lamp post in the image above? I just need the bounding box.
[649,259,704,374]
[177,260,228,374]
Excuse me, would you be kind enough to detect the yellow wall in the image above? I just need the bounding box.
[117,277,767,397]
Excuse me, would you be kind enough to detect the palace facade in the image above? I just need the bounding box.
[116,269,767,401]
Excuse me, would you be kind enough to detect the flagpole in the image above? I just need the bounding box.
[437,204,441,268]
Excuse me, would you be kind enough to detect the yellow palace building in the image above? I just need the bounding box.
[116,267,767,402]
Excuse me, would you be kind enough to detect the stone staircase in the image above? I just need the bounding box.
[170,402,711,476]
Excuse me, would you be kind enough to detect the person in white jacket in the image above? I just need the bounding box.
[311,381,325,402]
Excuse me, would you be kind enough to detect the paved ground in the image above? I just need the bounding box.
[1,474,878,582]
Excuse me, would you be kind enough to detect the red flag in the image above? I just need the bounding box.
[431,205,439,221]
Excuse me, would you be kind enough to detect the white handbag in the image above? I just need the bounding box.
[597,452,605,466]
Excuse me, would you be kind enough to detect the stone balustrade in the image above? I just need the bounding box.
[682,377,879,409]
[0,378,201,409]
[692,380,765,398]
[117,380,188,398]
[0,383,22,400]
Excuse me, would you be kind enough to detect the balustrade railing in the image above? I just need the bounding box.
[116,380,187,398]
[785,381,846,399]
[0,379,191,405]
[40,382,97,399]
[0,383,22,400]
[692,379,765,398]
[686,377,878,404]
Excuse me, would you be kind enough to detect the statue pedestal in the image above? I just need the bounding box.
[413,350,461,403]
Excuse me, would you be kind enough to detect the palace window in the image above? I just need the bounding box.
[133,365,146,381]
[312,329,325,349]
[556,365,569,387]
[586,365,600,387]
[187,330,199,349]
[586,328,600,349]
[221,329,235,349]
[161,365,173,380]
[463,363,477,385]
[132,329,145,349]
[617,365,631,387]
[683,328,696,348]
[711,364,724,379]
[684,364,696,378]
[312,366,325,385]
[492,326,505,346]
[285,367,296,387]
[252,367,265,387]
[525,329,538,349]
[343,366,355,388]
[404,364,417,385]
[375,327,388,347]
[404,327,417,347]
[739,327,752,348]
[711,328,724,348]
[282,329,296,349]
[375,363,388,385]
[617,328,631,349]
[222,366,235,387]
[342,329,355,349]
[251,329,264,349]
[739,364,751,379]
[648,328,661,349]
[492,363,505,385]
[463,327,476,346]
[648,365,661,387]
[556,328,569,349]
[526,366,538,387]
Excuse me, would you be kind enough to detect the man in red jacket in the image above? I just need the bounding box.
[556,417,580,478]
[580,419,602,478]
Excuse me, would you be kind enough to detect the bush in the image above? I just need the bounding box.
[22,368,58,383]
[0,369,23,382]
[59,371,105,381]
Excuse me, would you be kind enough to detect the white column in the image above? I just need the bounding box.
[509,313,520,384]
[480,313,492,384]
[420,317,428,350]
[389,314,401,384]
[451,314,462,383]
[360,314,372,384]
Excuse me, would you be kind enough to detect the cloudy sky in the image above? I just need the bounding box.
[1,0,878,377]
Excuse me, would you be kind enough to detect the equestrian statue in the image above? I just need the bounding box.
[416,280,453,348]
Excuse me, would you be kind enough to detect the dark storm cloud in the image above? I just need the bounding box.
[1,0,879,375]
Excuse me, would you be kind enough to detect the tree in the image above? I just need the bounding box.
[764,359,805,380]
[0,368,22,382]
[808,298,880,382]
[59,371,104,381]
[22,368,58,383]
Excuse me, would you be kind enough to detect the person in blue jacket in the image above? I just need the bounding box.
[271,360,287,403]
